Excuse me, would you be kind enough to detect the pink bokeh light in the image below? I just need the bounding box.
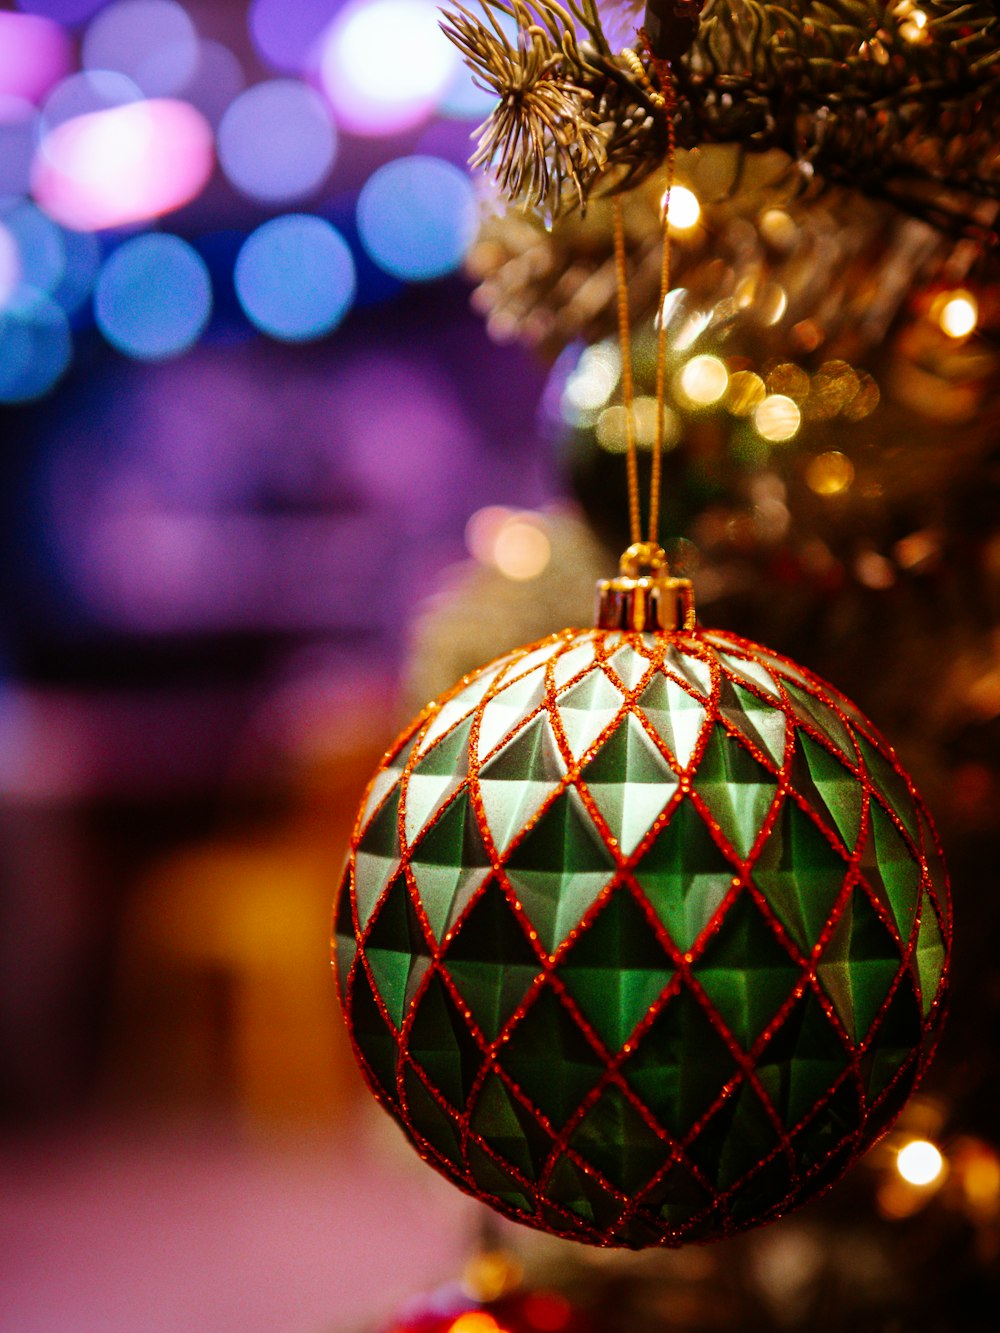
[0,12,74,104]
[31,97,214,232]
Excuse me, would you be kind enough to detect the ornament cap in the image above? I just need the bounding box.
[596,541,696,632]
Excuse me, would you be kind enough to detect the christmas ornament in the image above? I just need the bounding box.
[334,541,950,1247]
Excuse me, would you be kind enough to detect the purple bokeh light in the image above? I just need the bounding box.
[0,11,74,104]
[249,0,344,74]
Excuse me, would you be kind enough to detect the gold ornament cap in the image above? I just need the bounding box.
[596,541,696,632]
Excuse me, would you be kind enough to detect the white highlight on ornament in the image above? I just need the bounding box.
[754,393,801,442]
[896,1139,944,1187]
[492,514,551,581]
[319,0,457,136]
[662,184,700,231]
[562,340,621,418]
[936,290,978,339]
[679,354,729,406]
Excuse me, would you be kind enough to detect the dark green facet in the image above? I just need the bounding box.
[354,786,402,929]
[556,670,624,761]
[580,713,678,856]
[863,802,921,943]
[718,678,787,766]
[409,788,491,942]
[403,1065,464,1169]
[790,730,863,851]
[790,1078,862,1175]
[643,1163,713,1229]
[623,988,736,1137]
[499,986,605,1129]
[546,1155,625,1230]
[756,989,851,1129]
[444,879,541,1041]
[693,723,778,859]
[569,1084,667,1194]
[503,787,616,952]
[403,715,472,843]
[634,798,736,952]
[914,896,946,1015]
[686,1081,779,1192]
[784,683,856,765]
[364,872,430,1029]
[752,799,849,954]
[635,670,706,769]
[856,732,921,844]
[861,972,922,1102]
[348,965,400,1106]
[692,892,801,1050]
[466,1141,533,1215]
[407,972,483,1111]
[816,887,904,1042]
[333,864,356,1008]
[728,1154,793,1228]
[478,712,565,853]
[469,1072,554,1180]
[559,888,674,1051]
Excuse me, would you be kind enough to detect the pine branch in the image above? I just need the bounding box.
[441,0,1000,242]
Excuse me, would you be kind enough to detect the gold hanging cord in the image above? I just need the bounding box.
[611,34,677,549]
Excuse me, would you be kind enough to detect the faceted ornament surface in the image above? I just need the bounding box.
[334,628,951,1247]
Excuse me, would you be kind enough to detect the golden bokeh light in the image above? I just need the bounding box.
[726,370,766,416]
[679,354,729,406]
[896,1139,945,1187]
[935,290,979,339]
[806,451,855,496]
[754,393,801,442]
[448,1314,500,1333]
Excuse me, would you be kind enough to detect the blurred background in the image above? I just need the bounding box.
[0,2,998,1331]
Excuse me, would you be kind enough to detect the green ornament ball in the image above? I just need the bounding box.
[334,625,950,1248]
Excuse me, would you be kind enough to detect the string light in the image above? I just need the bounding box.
[896,1139,945,1186]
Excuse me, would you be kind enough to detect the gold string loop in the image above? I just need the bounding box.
[612,43,677,547]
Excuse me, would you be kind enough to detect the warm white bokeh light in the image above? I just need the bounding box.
[492,515,551,581]
[679,354,729,406]
[897,1139,945,1187]
[319,0,457,136]
[755,393,801,442]
[662,184,700,231]
[937,290,978,339]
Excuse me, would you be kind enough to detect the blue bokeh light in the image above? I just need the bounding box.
[0,290,72,403]
[356,155,476,282]
[94,233,212,360]
[0,97,38,199]
[1,200,67,299]
[54,225,102,315]
[218,79,336,205]
[234,214,356,343]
